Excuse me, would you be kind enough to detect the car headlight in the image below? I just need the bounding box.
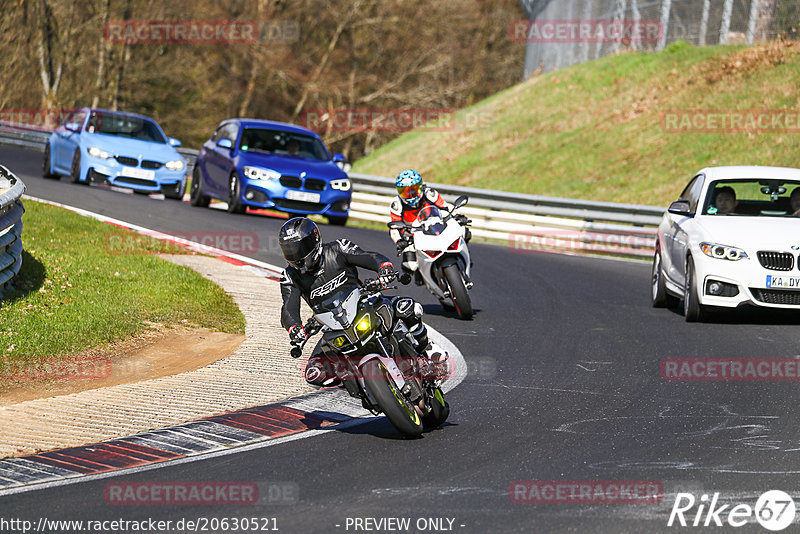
[331,178,351,191]
[243,166,281,181]
[700,242,748,261]
[165,160,185,171]
[88,146,113,159]
[354,313,372,338]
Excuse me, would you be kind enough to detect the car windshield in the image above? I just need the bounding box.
[85,111,166,143]
[702,179,800,217]
[239,128,329,161]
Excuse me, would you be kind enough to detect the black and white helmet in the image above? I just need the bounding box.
[279,217,322,274]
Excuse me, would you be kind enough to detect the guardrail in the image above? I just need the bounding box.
[0,124,663,259]
[0,165,26,297]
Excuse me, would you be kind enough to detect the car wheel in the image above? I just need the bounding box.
[684,256,707,323]
[326,215,348,226]
[69,149,82,184]
[651,247,678,308]
[189,167,210,207]
[164,180,185,200]
[227,172,246,214]
[42,143,58,179]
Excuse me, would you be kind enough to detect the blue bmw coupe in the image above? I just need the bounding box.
[42,108,187,199]
[190,119,351,225]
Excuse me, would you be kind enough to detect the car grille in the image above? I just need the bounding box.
[280,176,302,188]
[304,178,326,191]
[751,288,800,305]
[273,199,325,212]
[115,177,157,187]
[141,160,163,169]
[115,156,138,167]
[757,251,794,271]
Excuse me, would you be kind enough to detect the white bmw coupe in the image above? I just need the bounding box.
[652,166,800,322]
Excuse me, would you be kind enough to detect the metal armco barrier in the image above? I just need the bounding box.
[0,165,26,296]
[0,125,662,258]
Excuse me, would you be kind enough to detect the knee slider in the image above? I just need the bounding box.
[394,297,416,319]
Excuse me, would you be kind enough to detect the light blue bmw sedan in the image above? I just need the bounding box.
[42,108,187,199]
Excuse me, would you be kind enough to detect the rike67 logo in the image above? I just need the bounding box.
[668,490,796,531]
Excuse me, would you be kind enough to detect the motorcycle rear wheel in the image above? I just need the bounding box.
[362,360,424,438]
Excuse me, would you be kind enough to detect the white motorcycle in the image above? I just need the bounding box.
[388,195,474,319]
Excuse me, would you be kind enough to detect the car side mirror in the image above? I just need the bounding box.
[169,137,182,147]
[332,152,346,163]
[668,200,693,217]
[216,138,233,150]
[452,195,469,209]
[65,122,81,133]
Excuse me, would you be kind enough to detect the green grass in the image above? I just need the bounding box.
[353,40,800,206]
[0,200,245,369]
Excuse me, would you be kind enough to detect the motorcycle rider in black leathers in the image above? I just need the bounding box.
[278,217,448,387]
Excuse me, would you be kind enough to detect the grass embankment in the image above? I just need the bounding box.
[353,40,800,206]
[0,200,244,370]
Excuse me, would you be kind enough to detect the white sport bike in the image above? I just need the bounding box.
[389,195,474,319]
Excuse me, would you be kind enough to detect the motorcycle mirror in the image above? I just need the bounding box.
[290,346,303,359]
[453,195,469,209]
[399,272,412,285]
[387,221,405,230]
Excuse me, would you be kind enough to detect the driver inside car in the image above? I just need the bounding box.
[790,187,800,215]
[277,217,449,388]
[713,186,738,215]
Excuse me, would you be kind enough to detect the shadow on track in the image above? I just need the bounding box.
[301,409,457,440]
[664,303,800,325]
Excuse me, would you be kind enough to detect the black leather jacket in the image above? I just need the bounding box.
[279,239,391,330]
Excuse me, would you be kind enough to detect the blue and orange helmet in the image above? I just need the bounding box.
[396,169,423,208]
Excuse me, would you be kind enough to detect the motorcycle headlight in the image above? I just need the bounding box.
[331,179,351,191]
[165,159,185,171]
[355,314,372,338]
[243,166,281,181]
[88,146,113,159]
[700,242,748,261]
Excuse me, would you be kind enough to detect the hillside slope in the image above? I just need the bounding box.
[352,40,800,206]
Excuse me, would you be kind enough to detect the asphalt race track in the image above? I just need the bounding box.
[3,145,800,533]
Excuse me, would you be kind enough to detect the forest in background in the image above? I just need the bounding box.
[0,0,525,160]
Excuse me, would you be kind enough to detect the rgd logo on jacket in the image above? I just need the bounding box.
[310,271,347,300]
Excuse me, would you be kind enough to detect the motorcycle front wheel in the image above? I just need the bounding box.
[443,264,473,319]
[422,386,450,429]
[362,360,424,438]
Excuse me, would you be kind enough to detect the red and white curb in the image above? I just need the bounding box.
[1,197,466,496]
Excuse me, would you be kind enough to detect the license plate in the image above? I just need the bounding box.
[285,190,320,203]
[120,167,155,180]
[766,275,800,289]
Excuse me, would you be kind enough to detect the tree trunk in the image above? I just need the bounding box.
[91,0,112,108]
